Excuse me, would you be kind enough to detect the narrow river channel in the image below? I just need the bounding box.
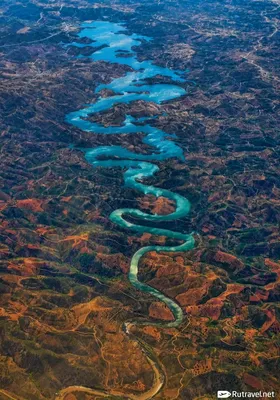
[57,20,195,400]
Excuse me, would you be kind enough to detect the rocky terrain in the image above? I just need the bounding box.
[0,0,280,399]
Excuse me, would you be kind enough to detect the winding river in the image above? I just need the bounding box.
[60,20,195,399]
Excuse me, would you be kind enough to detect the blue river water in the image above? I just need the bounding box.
[66,21,195,327]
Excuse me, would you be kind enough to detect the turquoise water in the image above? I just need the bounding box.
[66,21,195,327]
